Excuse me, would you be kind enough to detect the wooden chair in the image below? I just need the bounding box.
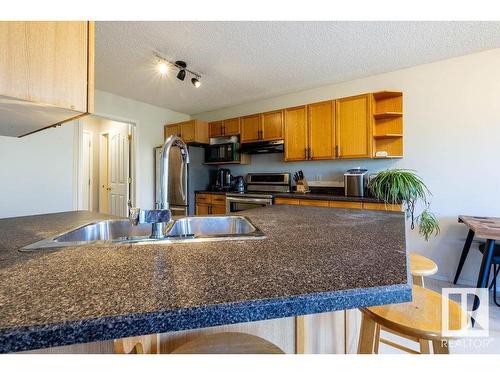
[358,285,469,354]
[114,334,160,354]
[171,332,285,354]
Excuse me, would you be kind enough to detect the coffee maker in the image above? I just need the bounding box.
[215,168,232,191]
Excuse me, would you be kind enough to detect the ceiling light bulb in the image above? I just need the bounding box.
[191,77,201,88]
[157,61,168,75]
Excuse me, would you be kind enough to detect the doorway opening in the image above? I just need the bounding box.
[79,115,135,217]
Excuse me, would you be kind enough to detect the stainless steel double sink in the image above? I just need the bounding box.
[20,215,265,251]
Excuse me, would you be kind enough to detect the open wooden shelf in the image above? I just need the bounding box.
[373,91,403,100]
[372,91,403,158]
[373,134,403,139]
[373,112,403,120]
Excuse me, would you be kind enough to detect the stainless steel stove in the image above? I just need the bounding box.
[226,173,291,213]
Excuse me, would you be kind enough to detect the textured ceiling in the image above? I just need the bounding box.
[95,21,500,115]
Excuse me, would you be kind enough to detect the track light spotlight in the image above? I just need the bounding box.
[175,61,187,81]
[191,77,201,88]
[177,69,186,81]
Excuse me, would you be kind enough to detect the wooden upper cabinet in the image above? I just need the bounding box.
[240,114,261,143]
[335,94,372,159]
[223,118,240,136]
[284,106,308,161]
[261,110,283,141]
[308,100,335,160]
[164,120,208,144]
[0,21,94,137]
[165,123,181,139]
[209,121,223,138]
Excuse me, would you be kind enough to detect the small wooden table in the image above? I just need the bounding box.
[454,215,500,310]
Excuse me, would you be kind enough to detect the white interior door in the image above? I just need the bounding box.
[108,127,129,217]
[82,131,92,210]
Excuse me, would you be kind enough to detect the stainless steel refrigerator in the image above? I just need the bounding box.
[155,146,188,217]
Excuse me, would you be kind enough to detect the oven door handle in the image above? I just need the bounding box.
[226,197,272,205]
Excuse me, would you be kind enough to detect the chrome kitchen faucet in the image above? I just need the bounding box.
[128,135,190,238]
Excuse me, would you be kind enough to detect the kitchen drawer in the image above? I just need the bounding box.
[363,202,402,212]
[274,198,300,206]
[196,193,212,204]
[329,201,363,209]
[299,200,330,207]
[211,195,226,206]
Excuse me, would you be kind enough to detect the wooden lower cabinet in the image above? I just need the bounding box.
[195,203,210,215]
[274,197,300,205]
[195,193,227,215]
[211,204,226,214]
[362,202,402,211]
[274,197,400,211]
[28,311,360,354]
[300,199,329,207]
[329,201,363,209]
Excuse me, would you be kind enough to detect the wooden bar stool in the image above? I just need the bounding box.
[114,334,160,354]
[358,285,469,354]
[409,253,438,287]
[171,332,285,354]
[373,253,438,354]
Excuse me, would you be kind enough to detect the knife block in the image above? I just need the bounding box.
[296,178,310,194]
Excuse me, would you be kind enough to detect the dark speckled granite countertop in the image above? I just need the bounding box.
[0,206,410,353]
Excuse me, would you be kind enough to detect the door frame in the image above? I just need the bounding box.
[98,132,109,214]
[74,113,138,212]
[81,129,94,210]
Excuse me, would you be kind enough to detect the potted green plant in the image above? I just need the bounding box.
[368,169,439,241]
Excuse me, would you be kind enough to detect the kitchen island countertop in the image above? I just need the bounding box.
[0,206,410,353]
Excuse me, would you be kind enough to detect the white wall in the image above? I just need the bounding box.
[0,90,189,218]
[0,125,75,218]
[195,48,500,286]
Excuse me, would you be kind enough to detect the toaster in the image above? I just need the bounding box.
[344,168,368,197]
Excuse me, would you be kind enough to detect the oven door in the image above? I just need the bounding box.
[226,196,272,213]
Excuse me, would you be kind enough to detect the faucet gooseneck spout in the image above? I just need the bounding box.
[128,135,190,239]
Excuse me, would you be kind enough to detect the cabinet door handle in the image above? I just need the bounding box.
[304,148,307,159]
[208,205,212,215]
[335,145,339,158]
[309,147,312,159]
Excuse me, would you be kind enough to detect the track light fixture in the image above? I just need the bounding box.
[155,53,202,88]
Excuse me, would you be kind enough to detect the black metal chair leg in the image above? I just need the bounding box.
[454,229,475,284]
[494,264,500,307]
[473,239,496,314]
[489,264,500,290]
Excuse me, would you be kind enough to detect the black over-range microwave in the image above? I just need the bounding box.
[204,143,239,163]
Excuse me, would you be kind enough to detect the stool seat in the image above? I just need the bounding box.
[362,285,469,341]
[171,332,285,354]
[409,253,438,277]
